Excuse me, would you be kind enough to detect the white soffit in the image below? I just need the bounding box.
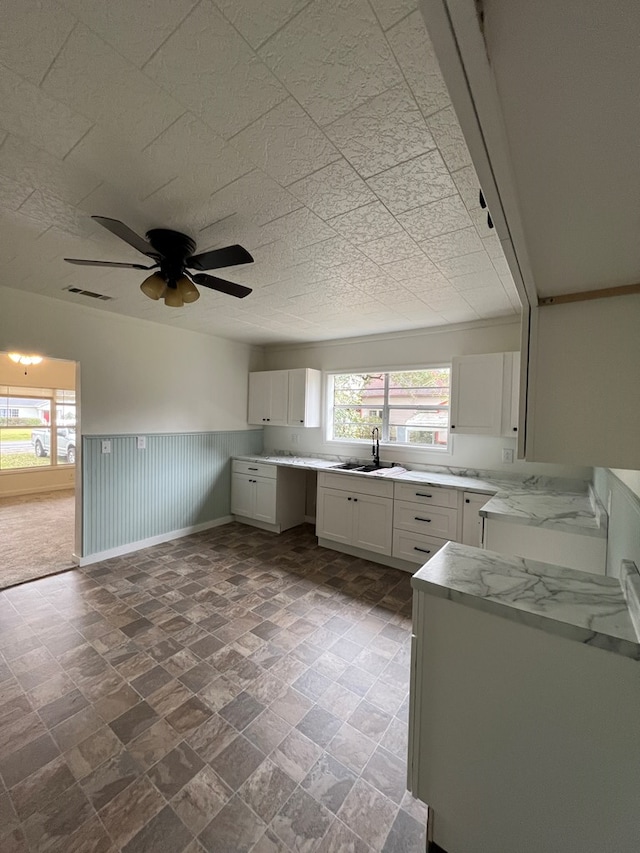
[481,0,640,297]
[0,0,520,344]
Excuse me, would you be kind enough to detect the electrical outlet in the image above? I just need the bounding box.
[101,440,111,455]
[501,447,514,464]
[137,436,146,450]
[291,433,299,445]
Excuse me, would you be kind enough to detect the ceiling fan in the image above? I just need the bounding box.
[64,216,253,307]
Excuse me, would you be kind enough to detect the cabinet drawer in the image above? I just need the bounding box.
[394,501,458,539]
[394,482,459,508]
[233,460,277,479]
[317,471,394,498]
[392,529,447,564]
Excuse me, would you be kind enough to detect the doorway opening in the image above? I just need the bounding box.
[0,351,79,589]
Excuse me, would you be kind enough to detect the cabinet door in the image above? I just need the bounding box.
[461,492,491,546]
[501,351,521,437]
[269,371,289,425]
[288,368,306,426]
[253,476,277,524]
[316,488,352,544]
[510,351,520,435]
[450,353,504,436]
[248,372,270,425]
[231,473,253,517]
[352,494,393,555]
[288,368,321,427]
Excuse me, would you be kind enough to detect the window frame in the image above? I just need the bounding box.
[326,365,451,452]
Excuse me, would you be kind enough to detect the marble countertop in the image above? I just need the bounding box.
[412,542,640,661]
[233,454,606,538]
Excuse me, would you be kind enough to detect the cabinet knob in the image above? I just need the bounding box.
[451,425,456,429]
[266,418,270,422]
[353,498,358,502]
[465,498,470,503]
[513,427,517,432]
[347,497,352,501]
[299,420,304,424]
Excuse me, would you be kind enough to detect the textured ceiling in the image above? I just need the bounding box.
[0,0,520,345]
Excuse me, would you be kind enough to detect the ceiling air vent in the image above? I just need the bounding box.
[64,286,113,301]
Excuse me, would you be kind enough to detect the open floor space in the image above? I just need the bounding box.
[0,523,426,853]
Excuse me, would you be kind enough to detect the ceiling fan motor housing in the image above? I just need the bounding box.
[146,229,196,287]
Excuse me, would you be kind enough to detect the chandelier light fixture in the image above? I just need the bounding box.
[8,352,43,366]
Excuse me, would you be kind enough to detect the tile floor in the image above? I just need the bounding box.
[0,522,427,852]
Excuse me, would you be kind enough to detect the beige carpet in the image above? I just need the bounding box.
[0,489,75,589]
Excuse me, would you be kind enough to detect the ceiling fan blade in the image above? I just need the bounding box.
[64,258,157,270]
[187,244,253,271]
[92,216,160,259]
[192,273,253,299]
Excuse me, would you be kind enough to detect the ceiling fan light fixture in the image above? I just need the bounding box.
[140,273,167,300]
[164,286,184,308]
[176,275,200,303]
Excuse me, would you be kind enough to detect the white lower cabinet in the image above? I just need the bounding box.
[392,483,461,567]
[316,473,393,556]
[461,491,492,547]
[231,460,305,532]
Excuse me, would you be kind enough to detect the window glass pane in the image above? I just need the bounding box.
[388,369,450,403]
[388,408,449,446]
[0,395,52,469]
[333,373,385,407]
[333,407,382,441]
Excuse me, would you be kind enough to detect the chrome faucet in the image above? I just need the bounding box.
[371,427,380,467]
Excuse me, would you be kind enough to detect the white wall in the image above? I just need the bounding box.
[263,317,590,479]
[0,286,263,435]
[527,296,640,468]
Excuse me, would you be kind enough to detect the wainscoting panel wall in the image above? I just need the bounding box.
[593,468,640,577]
[82,430,263,556]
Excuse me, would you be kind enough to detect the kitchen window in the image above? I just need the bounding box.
[328,368,451,450]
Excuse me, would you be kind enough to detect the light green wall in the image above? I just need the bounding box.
[82,430,262,556]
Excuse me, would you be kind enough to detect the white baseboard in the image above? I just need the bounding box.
[78,516,233,566]
[0,483,75,498]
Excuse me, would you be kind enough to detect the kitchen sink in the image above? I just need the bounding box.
[330,462,388,472]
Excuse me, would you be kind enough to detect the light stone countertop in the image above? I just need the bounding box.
[233,454,606,539]
[412,541,640,660]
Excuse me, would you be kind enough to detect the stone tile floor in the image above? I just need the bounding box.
[0,522,427,852]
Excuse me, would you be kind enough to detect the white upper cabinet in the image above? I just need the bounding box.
[450,352,520,438]
[501,351,520,437]
[288,368,321,428]
[248,370,289,426]
[248,369,321,427]
[450,353,504,436]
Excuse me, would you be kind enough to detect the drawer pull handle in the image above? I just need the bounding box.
[248,467,258,471]
[415,516,431,523]
[353,498,358,502]
[415,492,432,498]
[414,546,432,554]
[347,497,352,501]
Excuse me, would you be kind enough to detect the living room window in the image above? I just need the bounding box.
[0,386,76,470]
[328,367,451,450]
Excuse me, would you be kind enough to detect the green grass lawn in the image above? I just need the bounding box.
[0,452,50,470]
[0,429,38,442]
